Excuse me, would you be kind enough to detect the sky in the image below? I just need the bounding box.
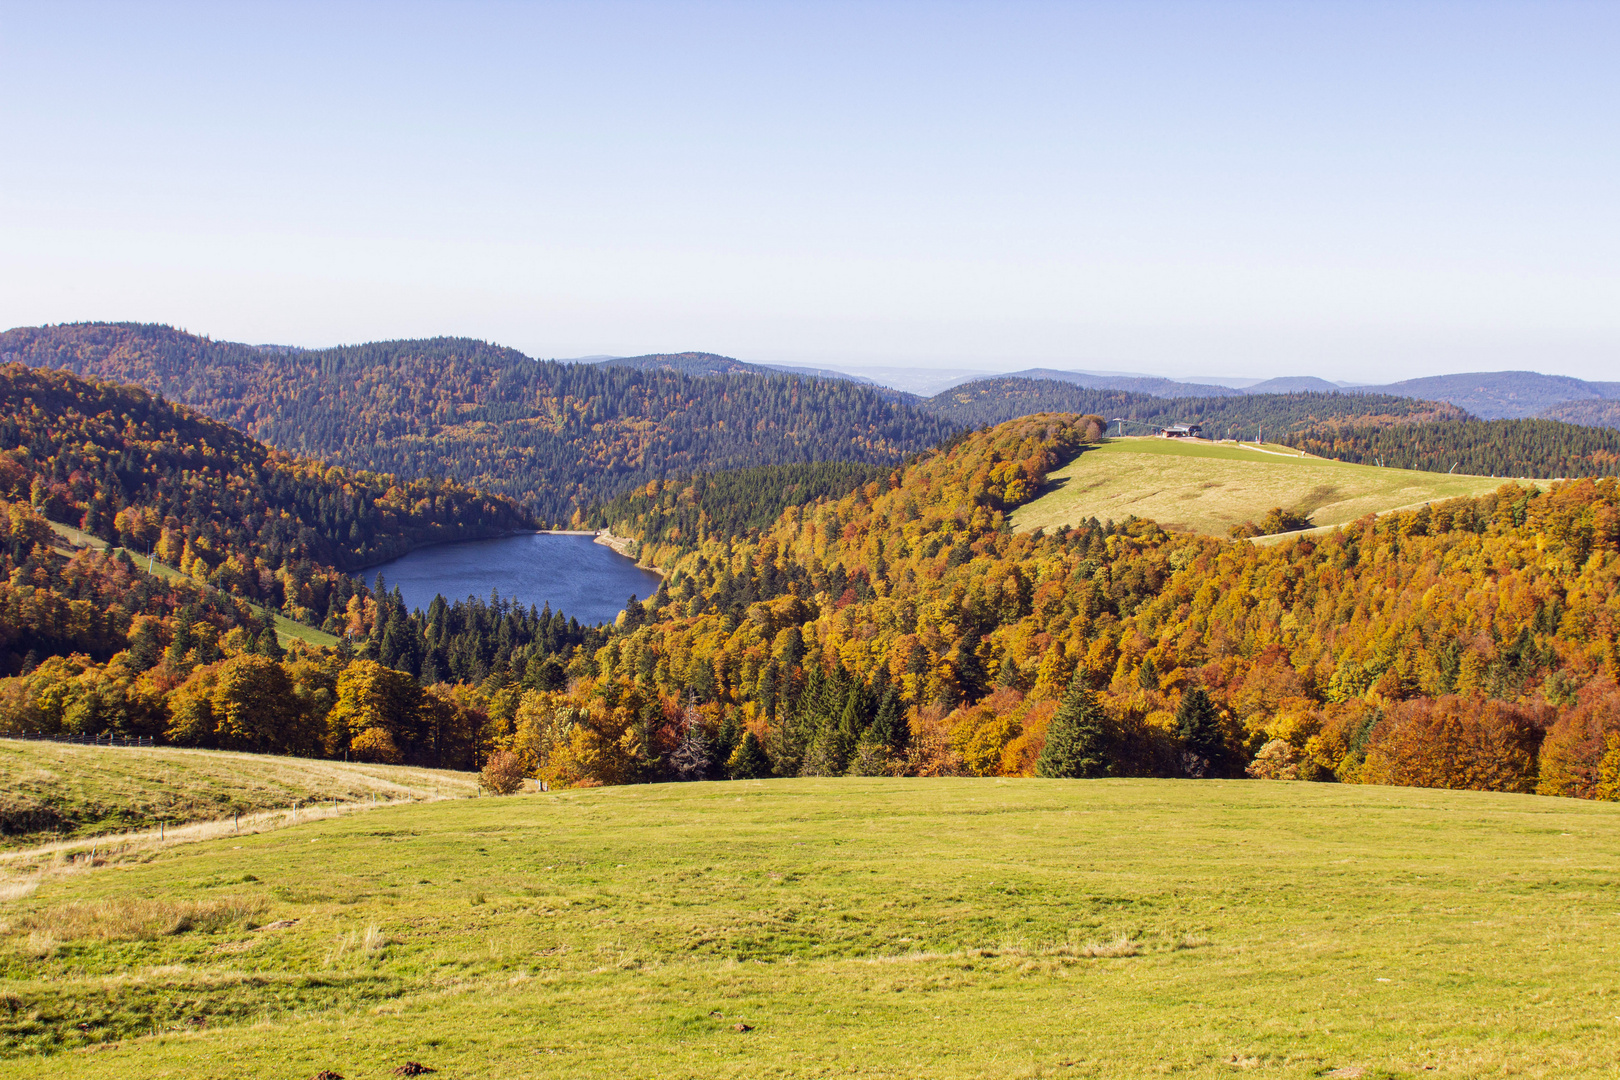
[2,1,1617,384]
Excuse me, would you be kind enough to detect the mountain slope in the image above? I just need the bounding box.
[1285,417,1620,478]
[1,323,955,522]
[0,362,531,671]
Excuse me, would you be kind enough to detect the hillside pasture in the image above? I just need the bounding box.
[1012,437,1511,536]
[0,741,476,851]
[1,778,1617,1077]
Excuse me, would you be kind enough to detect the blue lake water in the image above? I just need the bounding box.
[360,533,661,625]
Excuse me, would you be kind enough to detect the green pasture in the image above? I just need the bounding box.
[1011,438,1511,537]
[0,742,476,850]
[2,777,1617,1078]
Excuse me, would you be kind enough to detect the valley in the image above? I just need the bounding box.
[4,328,1620,1077]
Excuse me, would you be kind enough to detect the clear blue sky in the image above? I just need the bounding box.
[2,1,1616,383]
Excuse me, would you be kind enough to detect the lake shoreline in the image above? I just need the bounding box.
[537,528,664,577]
[358,532,662,624]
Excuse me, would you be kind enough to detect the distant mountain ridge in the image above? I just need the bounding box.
[1365,371,1620,421]
[1001,368,1245,399]
[986,366,1620,421]
[1538,399,1620,431]
[597,351,880,387]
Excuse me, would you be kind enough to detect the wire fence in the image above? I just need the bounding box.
[0,732,155,748]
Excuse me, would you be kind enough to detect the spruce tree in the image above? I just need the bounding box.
[255,625,285,660]
[714,711,740,776]
[1137,655,1158,691]
[996,655,1021,689]
[1175,686,1227,778]
[869,686,906,755]
[1035,668,1110,778]
[727,731,770,780]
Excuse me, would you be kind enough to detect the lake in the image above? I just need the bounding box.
[359,533,662,625]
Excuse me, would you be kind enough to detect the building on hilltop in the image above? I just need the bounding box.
[1157,424,1203,439]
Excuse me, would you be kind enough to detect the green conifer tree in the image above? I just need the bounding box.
[861,686,900,753]
[727,730,770,780]
[255,625,285,660]
[1137,655,1158,691]
[1035,668,1110,778]
[1175,686,1228,778]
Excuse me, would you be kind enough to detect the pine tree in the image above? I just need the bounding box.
[1035,668,1110,779]
[632,701,664,782]
[1175,686,1227,778]
[727,731,770,780]
[669,720,710,781]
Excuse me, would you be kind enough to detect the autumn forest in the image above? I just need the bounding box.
[2,326,1619,805]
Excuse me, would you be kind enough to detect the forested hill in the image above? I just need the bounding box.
[0,363,530,650]
[921,377,1463,434]
[554,413,1620,796]
[587,460,908,550]
[1285,418,1620,479]
[0,323,955,523]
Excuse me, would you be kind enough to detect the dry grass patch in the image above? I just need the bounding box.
[0,880,37,903]
[13,896,265,942]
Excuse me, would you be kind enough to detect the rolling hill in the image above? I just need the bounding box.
[599,352,880,386]
[1008,437,1510,537]
[943,367,1620,423]
[1001,367,1246,398]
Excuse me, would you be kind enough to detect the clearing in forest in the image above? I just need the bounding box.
[1012,436,1511,536]
[2,777,1617,1077]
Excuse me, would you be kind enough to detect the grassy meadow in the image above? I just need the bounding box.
[2,777,1617,1078]
[0,742,476,851]
[1011,438,1511,537]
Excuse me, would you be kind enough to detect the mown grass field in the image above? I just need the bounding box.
[1011,438,1511,537]
[2,777,1617,1078]
[0,742,476,850]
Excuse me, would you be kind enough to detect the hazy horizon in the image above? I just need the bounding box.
[4,2,1617,383]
